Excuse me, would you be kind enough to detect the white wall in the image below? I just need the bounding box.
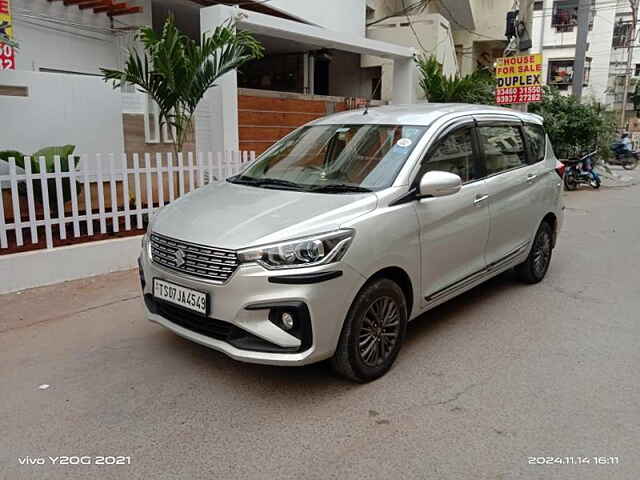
[0,236,142,294]
[329,51,380,98]
[265,0,366,36]
[364,14,458,101]
[0,70,124,157]
[11,0,151,74]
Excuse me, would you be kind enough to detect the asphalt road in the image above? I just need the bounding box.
[1,173,639,480]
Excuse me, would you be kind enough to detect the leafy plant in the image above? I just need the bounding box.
[101,16,263,155]
[0,145,81,210]
[529,87,617,160]
[415,55,495,105]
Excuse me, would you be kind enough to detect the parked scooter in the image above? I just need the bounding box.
[563,151,601,190]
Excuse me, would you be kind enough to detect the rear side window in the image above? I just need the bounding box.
[477,125,527,176]
[524,124,546,164]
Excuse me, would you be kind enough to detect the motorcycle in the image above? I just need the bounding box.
[609,144,639,170]
[563,151,601,190]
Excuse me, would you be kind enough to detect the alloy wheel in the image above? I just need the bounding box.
[533,229,552,278]
[358,296,401,367]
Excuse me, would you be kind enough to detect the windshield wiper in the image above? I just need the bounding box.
[308,184,373,193]
[227,176,305,191]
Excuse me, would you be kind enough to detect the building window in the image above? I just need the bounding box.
[613,21,633,48]
[552,0,594,32]
[547,58,591,89]
[635,64,640,76]
[534,1,543,11]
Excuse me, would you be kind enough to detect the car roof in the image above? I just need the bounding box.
[308,103,543,127]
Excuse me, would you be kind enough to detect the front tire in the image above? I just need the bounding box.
[330,278,407,383]
[516,221,553,284]
[564,173,577,191]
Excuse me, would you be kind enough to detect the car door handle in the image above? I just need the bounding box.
[474,194,489,205]
[526,173,538,183]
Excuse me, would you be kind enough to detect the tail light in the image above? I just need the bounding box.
[555,161,566,178]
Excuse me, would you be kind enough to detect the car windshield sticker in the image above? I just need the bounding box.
[397,138,412,148]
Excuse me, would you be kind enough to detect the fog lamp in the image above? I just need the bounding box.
[281,312,295,330]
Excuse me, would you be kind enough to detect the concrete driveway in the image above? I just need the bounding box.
[1,172,639,479]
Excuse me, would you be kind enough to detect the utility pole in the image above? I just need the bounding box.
[572,0,590,100]
[620,0,640,128]
[504,0,535,111]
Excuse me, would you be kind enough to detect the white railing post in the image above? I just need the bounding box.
[53,156,67,241]
[133,153,142,229]
[197,152,205,187]
[187,152,195,193]
[38,156,53,249]
[68,156,80,238]
[122,153,131,231]
[24,157,38,244]
[155,153,164,208]
[144,153,153,216]
[96,154,107,234]
[208,152,215,185]
[216,152,223,183]
[109,154,119,233]
[82,154,94,237]
[0,177,6,249]
[9,158,24,246]
[177,152,185,197]
[167,153,175,202]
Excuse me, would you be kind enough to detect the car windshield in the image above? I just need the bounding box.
[229,124,427,192]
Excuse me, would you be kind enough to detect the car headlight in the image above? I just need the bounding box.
[141,230,153,261]
[238,229,354,270]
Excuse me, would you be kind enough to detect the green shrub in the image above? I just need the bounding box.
[416,55,495,105]
[528,87,617,160]
[0,145,82,211]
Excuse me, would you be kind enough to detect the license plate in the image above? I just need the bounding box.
[153,278,208,315]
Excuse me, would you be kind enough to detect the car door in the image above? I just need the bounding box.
[475,117,548,267]
[414,121,490,303]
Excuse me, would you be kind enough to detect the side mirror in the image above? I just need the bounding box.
[419,171,462,198]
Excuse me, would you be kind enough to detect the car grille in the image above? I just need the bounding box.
[150,233,239,283]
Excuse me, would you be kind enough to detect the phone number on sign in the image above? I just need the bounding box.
[496,86,541,104]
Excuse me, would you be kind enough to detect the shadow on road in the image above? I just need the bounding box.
[153,269,526,394]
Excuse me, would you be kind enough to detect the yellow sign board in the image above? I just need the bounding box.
[0,0,15,70]
[495,54,543,104]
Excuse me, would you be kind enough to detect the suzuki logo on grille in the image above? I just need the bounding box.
[174,249,186,268]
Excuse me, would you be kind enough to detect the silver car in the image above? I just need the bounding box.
[139,104,564,382]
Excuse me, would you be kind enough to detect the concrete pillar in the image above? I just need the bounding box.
[392,56,419,104]
[199,5,239,153]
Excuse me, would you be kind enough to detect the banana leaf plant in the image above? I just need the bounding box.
[0,145,82,212]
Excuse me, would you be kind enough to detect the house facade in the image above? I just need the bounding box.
[531,0,640,125]
[1,0,509,158]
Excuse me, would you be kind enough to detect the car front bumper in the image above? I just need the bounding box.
[139,249,366,366]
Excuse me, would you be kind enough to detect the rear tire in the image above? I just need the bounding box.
[516,221,553,284]
[330,278,407,383]
[623,157,638,170]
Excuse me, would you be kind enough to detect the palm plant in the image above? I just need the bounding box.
[416,55,495,105]
[101,16,263,154]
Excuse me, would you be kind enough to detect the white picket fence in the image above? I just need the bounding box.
[0,151,254,251]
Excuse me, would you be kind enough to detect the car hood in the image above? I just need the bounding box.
[151,182,378,249]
